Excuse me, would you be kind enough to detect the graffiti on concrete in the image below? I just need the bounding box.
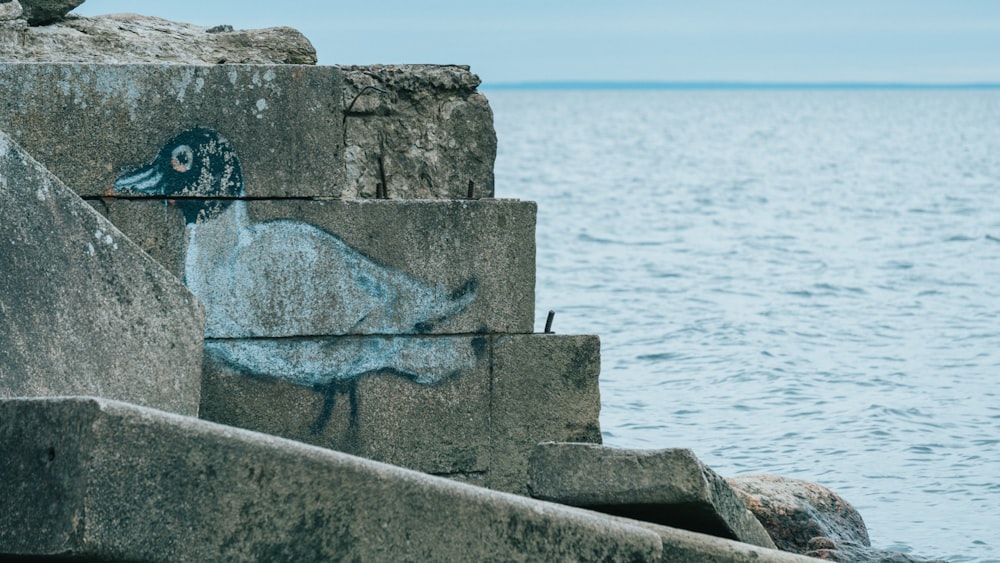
[207,336,488,433]
[115,127,479,410]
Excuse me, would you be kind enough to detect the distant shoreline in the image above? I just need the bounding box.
[481,81,1000,91]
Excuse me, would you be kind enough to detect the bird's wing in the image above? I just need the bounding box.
[229,220,454,336]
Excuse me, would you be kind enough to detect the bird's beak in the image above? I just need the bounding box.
[113,164,163,195]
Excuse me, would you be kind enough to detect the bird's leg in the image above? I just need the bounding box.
[309,380,340,435]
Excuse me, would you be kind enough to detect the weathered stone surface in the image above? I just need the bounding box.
[801,541,948,563]
[201,334,599,488]
[726,475,868,553]
[0,63,496,200]
[529,443,776,549]
[0,0,23,21]
[0,13,316,62]
[91,198,536,336]
[0,129,203,416]
[0,396,664,561]
[490,334,603,494]
[19,0,82,25]
[200,335,491,476]
[342,64,496,199]
[612,517,825,563]
[0,63,342,199]
[727,475,947,562]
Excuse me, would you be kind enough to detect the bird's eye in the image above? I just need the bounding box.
[171,145,194,173]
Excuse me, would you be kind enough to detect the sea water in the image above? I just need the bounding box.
[488,88,1000,562]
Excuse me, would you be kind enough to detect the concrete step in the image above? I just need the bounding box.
[0,63,494,200]
[201,334,602,494]
[0,396,658,562]
[0,396,821,562]
[528,442,777,549]
[0,128,203,416]
[91,198,536,337]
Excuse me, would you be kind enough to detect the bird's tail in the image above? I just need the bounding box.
[413,277,478,333]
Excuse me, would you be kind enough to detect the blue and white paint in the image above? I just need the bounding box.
[114,127,479,391]
[207,337,484,388]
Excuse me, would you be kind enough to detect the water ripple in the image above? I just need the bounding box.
[493,88,1000,562]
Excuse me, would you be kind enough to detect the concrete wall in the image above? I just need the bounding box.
[0,63,495,200]
[92,198,536,336]
[1,62,599,495]
[0,58,805,562]
[201,334,602,493]
[0,129,203,415]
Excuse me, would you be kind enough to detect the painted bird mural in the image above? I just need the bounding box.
[114,127,478,340]
[113,128,480,405]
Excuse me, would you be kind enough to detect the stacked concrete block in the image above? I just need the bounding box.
[0,63,345,199]
[0,128,203,416]
[0,63,493,200]
[491,334,604,494]
[1,62,601,493]
[93,198,536,337]
[201,335,494,477]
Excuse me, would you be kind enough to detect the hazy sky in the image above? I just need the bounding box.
[74,1,1000,85]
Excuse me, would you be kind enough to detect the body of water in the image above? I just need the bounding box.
[489,88,1000,562]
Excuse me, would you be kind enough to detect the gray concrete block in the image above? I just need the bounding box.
[0,396,664,562]
[91,198,536,337]
[200,335,491,476]
[0,63,495,200]
[0,63,343,198]
[0,129,203,416]
[490,334,603,495]
[529,443,777,549]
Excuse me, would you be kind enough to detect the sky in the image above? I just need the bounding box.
[74,1,1000,86]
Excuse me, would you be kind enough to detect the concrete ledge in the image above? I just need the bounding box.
[0,129,203,416]
[91,198,536,336]
[0,397,663,562]
[528,443,776,549]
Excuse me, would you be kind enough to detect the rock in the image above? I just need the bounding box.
[0,13,316,64]
[342,64,497,199]
[727,475,948,563]
[528,443,776,549]
[19,0,83,25]
[726,474,868,553]
[0,0,23,21]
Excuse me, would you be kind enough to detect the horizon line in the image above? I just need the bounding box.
[480,80,1000,91]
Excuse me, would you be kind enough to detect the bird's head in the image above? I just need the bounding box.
[113,127,244,224]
